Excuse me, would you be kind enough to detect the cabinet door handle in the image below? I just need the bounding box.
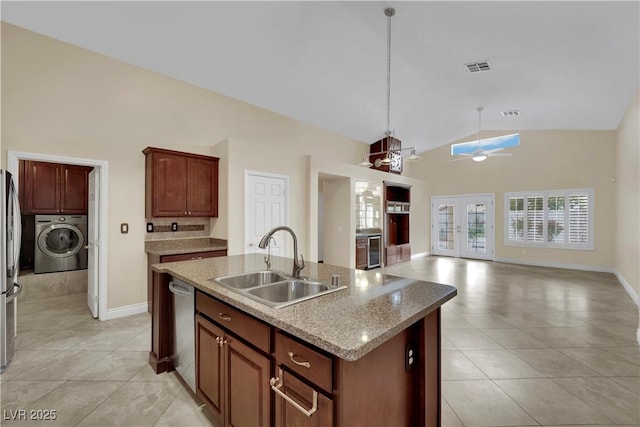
[215,336,228,347]
[218,313,232,322]
[288,352,311,368]
[270,368,318,417]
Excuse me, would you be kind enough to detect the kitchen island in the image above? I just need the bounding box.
[150,254,456,427]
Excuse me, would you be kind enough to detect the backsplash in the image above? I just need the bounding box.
[145,217,210,241]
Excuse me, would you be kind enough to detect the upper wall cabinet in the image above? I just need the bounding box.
[143,147,219,218]
[19,160,92,215]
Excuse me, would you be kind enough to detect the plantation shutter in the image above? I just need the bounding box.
[568,194,589,244]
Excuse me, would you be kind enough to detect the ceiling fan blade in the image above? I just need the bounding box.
[488,153,513,157]
[483,147,504,154]
[450,156,473,162]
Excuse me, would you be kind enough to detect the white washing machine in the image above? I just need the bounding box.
[34,215,88,274]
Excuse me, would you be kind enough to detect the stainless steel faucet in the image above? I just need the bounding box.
[258,226,305,278]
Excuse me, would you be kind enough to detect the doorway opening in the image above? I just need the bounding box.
[431,194,495,260]
[7,151,108,321]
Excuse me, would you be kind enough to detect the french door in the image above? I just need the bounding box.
[431,194,494,260]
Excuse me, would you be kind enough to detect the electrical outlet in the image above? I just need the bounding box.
[146,222,154,233]
[405,344,416,372]
[171,222,178,232]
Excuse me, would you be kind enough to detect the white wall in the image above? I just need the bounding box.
[613,91,640,340]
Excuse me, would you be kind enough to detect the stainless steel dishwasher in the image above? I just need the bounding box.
[169,278,195,392]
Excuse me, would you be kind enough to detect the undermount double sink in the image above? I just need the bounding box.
[212,271,346,308]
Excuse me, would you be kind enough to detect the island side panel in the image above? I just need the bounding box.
[334,325,417,427]
[149,271,173,374]
[418,308,441,427]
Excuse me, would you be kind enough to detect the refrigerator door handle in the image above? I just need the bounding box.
[10,179,21,277]
[6,283,22,303]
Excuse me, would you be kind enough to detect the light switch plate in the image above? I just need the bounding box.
[146,222,154,233]
[121,223,129,234]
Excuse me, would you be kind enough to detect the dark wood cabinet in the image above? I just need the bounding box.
[196,314,225,424]
[196,295,271,427]
[143,147,219,218]
[355,237,368,270]
[19,160,91,215]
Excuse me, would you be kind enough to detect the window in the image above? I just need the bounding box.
[505,189,593,250]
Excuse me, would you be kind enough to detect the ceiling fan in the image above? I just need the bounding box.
[450,107,520,162]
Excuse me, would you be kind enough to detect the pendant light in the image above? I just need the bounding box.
[358,8,422,169]
[382,8,395,164]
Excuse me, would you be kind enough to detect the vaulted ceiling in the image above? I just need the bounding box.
[3,1,638,153]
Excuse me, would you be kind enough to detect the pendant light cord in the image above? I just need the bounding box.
[385,8,395,137]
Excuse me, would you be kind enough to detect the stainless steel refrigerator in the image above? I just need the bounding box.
[1,170,22,373]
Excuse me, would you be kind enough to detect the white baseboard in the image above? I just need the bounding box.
[104,302,149,320]
[412,251,430,259]
[614,270,640,306]
[494,257,614,274]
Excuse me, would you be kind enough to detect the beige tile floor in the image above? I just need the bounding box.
[1,257,638,426]
[384,257,640,427]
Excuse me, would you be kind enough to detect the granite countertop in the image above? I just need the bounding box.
[145,237,228,256]
[152,254,456,361]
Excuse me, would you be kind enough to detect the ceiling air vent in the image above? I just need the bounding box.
[465,61,491,73]
[501,110,521,117]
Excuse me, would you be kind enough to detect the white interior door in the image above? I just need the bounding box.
[432,194,494,260]
[245,172,289,257]
[87,168,99,318]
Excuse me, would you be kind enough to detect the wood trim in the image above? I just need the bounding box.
[142,146,220,162]
[418,308,441,427]
[150,271,173,374]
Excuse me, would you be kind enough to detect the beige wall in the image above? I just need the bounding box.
[615,91,640,308]
[1,23,368,310]
[410,130,617,270]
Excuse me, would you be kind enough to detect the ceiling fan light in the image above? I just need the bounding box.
[472,155,487,162]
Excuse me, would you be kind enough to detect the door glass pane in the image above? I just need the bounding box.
[437,204,455,250]
[466,203,486,253]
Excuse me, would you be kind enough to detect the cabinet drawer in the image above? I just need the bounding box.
[161,250,226,263]
[196,292,271,353]
[275,331,332,393]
